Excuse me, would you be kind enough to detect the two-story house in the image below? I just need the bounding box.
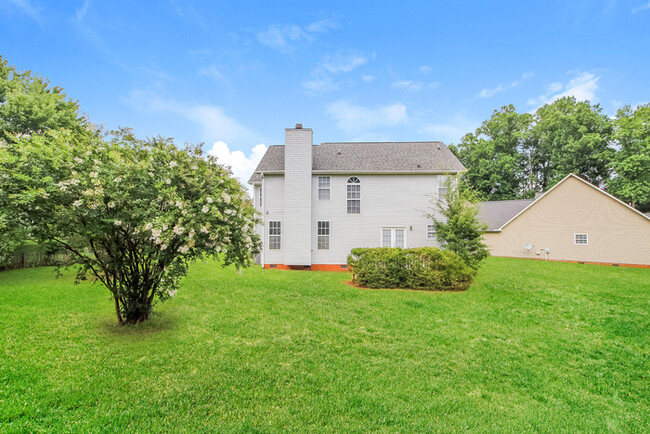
[247,124,465,270]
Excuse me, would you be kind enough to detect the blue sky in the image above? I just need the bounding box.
[1,0,649,184]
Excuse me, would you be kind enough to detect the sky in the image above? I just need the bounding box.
[1,0,649,186]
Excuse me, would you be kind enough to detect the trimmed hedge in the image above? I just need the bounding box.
[347,247,475,291]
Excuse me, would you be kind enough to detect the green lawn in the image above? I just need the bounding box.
[1,258,648,432]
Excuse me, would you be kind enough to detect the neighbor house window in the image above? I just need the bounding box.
[427,224,436,239]
[347,177,361,214]
[317,221,330,250]
[574,233,588,245]
[268,221,281,250]
[382,228,405,248]
[438,175,448,199]
[259,187,262,207]
[318,176,330,200]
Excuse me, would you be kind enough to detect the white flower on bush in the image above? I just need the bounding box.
[162,223,168,231]
[202,205,209,213]
[175,201,184,209]
[144,222,153,231]
[57,182,68,191]
[149,172,154,177]
[113,177,122,184]
[160,244,167,250]
[93,159,101,165]
[165,178,171,185]
[114,220,122,226]
[178,245,190,253]
[169,161,177,168]
[73,200,83,207]
[168,289,177,297]
[221,192,230,204]
[206,197,213,204]
[173,225,184,235]
[107,202,115,209]
[74,157,83,164]
[200,226,209,233]
[191,165,198,170]
[90,171,98,178]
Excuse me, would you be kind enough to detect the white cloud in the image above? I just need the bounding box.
[75,0,91,22]
[302,77,339,94]
[257,19,339,52]
[419,66,432,74]
[207,141,267,188]
[302,51,371,95]
[198,63,225,83]
[392,80,440,91]
[1,0,40,20]
[321,53,368,73]
[123,88,253,144]
[305,18,340,33]
[477,71,534,98]
[361,75,376,82]
[527,71,600,106]
[419,115,481,145]
[632,2,650,13]
[326,100,408,133]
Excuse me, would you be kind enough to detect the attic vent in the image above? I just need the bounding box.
[437,144,441,150]
[337,149,341,155]
[295,123,303,129]
[417,163,421,168]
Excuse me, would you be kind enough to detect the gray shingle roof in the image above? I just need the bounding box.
[248,141,465,184]
[476,199,535,231]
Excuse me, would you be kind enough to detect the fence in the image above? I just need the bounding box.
[1,249,71,271]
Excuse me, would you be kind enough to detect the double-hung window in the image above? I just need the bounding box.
[381,228,405,248]
[259,187,262,207]
[318,176,330,200]
[347,177,361,214]
[427,224,436,239]
[317,221,330,250]
[438,175,449,199]
[268,221,281,250]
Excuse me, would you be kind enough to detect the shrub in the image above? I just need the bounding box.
[347,247,475,291]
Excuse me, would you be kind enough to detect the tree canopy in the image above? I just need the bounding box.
[452,97,649,208]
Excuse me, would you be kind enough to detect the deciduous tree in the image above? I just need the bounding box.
[0,129,261,324]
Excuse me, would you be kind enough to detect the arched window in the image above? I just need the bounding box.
[347,177,361,214]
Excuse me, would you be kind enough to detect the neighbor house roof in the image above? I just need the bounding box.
[477,173,650,232]
[248,141,465,184]
[477,199,535,232]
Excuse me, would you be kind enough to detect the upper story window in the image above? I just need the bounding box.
[318,176,330,200]
[438,175,449,199]
[427,224,436,239]
[259,187,262,207]
[574,233,588,245]
[268,221,281,250]
[347,177,361,214]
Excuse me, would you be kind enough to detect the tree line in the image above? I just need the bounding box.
[449,98,650,212]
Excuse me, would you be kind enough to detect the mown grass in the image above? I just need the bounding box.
[1,257,648,432]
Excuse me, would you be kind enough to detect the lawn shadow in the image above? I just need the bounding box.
[98,311,178,338]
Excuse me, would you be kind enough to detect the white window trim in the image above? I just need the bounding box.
[438,175,449,200]
[268,221,282,251]
[317,221,331,250]
[317,176,331,201]
[574,233,588,246]
[380,227,407,248]
[346,176,361,215]
[426,224,436,239]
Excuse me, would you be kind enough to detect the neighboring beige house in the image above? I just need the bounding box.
[477,173,650,267]
[248,124,465,269]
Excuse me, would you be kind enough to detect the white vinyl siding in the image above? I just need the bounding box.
[427,224,436,239]
[347,177,361,214]
[574,233,588,245]
[268,221,281,250]
[317,221,330,250]
[318,176,330,200]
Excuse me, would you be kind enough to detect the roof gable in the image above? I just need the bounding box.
[487,174,650,231]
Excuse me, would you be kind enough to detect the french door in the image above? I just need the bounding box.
[381,227,406,248]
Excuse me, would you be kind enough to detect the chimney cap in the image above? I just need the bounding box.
[295,123,303,129]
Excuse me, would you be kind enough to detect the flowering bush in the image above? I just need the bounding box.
[0,128,261,324]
